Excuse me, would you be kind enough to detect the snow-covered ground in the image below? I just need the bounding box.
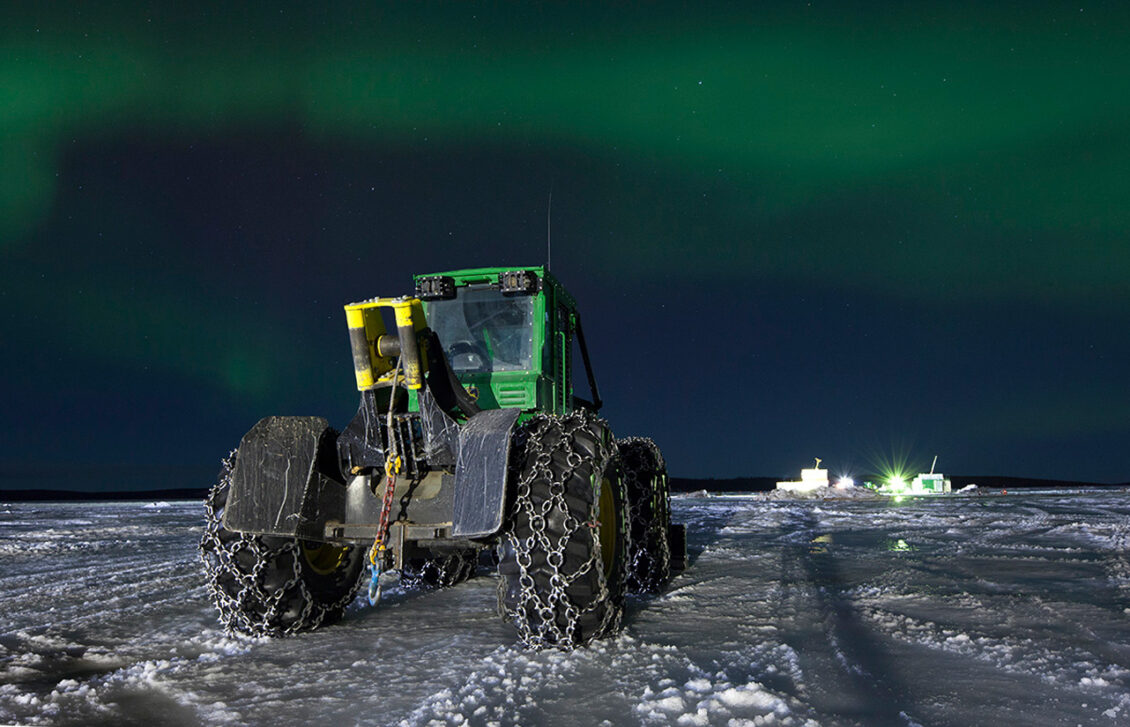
[2,489,1129,726]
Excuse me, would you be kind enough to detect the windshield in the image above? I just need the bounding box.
[426,286,535,373]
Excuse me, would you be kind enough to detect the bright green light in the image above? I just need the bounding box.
[888,538,912,551]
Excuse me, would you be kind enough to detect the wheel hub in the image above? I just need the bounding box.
[598,476,618,578]
[301,541,348,575]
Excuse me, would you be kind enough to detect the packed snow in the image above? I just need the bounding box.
[2,488,1129,726]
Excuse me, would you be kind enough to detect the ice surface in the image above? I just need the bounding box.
[2,490,1130,725]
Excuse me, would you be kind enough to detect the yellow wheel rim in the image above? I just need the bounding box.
[598,476,618,578]
[301,541,348,576]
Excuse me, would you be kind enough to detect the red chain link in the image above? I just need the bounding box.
[377,463,398,545]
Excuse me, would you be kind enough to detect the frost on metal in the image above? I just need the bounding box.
[222,416,346,541]
[451,407,521,538]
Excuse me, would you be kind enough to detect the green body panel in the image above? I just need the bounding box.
[410,265,582,419]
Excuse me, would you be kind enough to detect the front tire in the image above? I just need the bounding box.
[199,453,366,637]
[497,411,629,650]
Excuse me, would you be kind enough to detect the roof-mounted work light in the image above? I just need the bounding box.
[415,275,456,300]
[498,270,539,295]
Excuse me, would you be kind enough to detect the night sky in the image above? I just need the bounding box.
[2,2,1128,488]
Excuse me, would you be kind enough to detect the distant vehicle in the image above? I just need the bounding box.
[199,266,685,651]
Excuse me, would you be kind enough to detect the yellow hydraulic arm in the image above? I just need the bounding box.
[343,297,428,390]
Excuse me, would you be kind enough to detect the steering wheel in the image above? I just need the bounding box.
[446,340,492,373]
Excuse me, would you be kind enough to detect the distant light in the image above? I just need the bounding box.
[837,477,855,488]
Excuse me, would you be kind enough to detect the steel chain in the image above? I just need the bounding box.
[199,452,363,637]
[500,410,626,650]
[401,549,477,589]
[617,436,671,592]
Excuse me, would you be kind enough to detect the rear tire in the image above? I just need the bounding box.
[618,437,672,593]
[498,411,629,650]
[401,549,478,589]
[199,453,365,637]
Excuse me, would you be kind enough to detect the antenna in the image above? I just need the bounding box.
[930,455,938,474]
[546,191,552,271]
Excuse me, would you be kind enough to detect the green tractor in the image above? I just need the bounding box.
[200,266,685,650]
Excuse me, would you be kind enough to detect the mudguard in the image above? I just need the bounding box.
[451,408,522,537]
[223,416,346,540]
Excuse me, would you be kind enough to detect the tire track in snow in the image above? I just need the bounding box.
[772,505,920,727]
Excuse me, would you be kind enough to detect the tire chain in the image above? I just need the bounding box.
[198,452,364,637]
[498,410,628,651]
[617,436,672,593]
[400,549,478,589]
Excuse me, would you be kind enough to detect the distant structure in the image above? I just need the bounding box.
[777,458,829,493]
[911,455,952,494]
[880,455,953,495]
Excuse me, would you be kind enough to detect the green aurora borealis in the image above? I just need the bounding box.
[2,2,1128,484]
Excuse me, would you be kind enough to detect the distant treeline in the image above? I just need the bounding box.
[2,476,1126,502]
[1,488,211,502]
[0,463,218,494]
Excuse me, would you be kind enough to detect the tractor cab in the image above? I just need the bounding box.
[414,266,600,415]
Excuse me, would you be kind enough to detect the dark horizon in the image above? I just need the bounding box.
[2,467,1126,501]
[3,2,1129,484]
